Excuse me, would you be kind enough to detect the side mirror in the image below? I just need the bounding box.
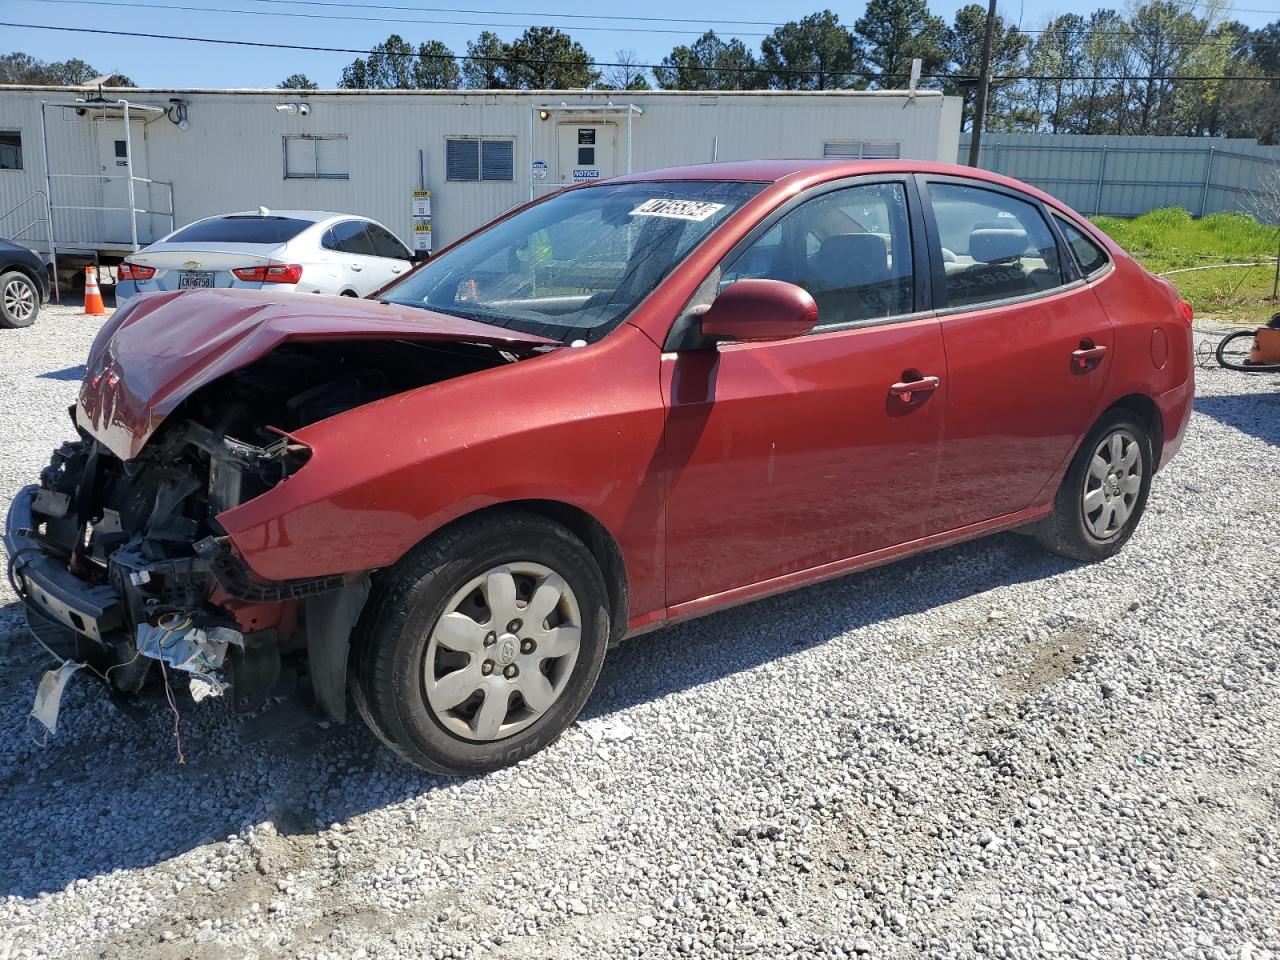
[699,279,818,344]
[412,250,431,264]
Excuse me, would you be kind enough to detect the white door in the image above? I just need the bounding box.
[326,220,410,296]
[96,117,154,246]
[556,123,616,186]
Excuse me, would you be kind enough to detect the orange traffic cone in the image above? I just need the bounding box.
[83,266,106,316]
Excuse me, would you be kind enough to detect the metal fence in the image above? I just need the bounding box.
[958,133,1280,221]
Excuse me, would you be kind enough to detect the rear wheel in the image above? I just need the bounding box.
[1034,409,1152,562]
[352,512,610,774]
[0,271,39,328]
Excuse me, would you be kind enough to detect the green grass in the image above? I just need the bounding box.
[1088,208,1280,326]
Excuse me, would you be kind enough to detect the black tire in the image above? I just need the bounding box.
[0,270,39,329]
[1217,328,1280,373]
[352,511,610,775]
[1034,409,1153,562]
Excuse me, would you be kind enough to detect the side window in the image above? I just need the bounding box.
[367,223,410,260]
[329,220,375,256]
[1054,214,1110,276]
[722,182,914,327]
[928,183,1063,309]
[0,130,22,170]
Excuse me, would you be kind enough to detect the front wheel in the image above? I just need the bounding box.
[352,512,610,775]
[0,271,39,328]
[1034,410,1153,562]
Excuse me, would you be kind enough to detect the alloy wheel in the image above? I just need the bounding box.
[3,278,36,323]
[423,562,582,742]
[1082,428,1142,540]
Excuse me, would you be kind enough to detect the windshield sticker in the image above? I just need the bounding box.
[630,199,727,222]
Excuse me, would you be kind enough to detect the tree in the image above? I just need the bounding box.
[1024,15,1089,133]
[1120,0,1209,135]
[339,34,460,89]
[0,51,131,86]
[944,4,1031,131]
[412,39,461,89]
[340,34,416,89]
[1061,9,1129,134]
[654,31,763,90]
[853,0,948,89]
[601,49,651,91]
[278,73,318,90]
[504,27,598,89]
[463,32,512,89]
[761,10,865,89]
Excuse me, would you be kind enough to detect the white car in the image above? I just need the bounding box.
[115,209,417,301]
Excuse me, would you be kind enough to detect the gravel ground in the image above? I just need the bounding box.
[1,304,1278,960]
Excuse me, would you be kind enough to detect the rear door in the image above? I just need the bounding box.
[325,219,385,295]
[364,222,415,291]
[918,175,1114,532]
[662,178,947,607]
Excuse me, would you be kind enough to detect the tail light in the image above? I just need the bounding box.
[1176,299,1193,325]
[118,261,155,281]
[232,263,304,284]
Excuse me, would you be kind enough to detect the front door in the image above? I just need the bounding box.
[662,180,946,607]
[557,123,615,187]
[919,176,1114,532]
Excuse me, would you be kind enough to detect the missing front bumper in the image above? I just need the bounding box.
[4,485,124,643]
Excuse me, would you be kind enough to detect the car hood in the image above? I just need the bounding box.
[77,287,558,461]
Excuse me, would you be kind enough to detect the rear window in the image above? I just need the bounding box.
[167,216,312,244]
[1054,214,1110,276]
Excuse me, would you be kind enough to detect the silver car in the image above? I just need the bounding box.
[115,209,416,301]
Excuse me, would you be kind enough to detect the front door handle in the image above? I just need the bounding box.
[889,374,940,403]
[1072,341,1107,371]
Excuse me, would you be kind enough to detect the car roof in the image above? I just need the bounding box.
[204,210,373,225]
[606,159,1069,211]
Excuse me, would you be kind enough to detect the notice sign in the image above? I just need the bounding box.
[412,221,432,252]
[411,189,431,218]
[630,198,726,222]
[571,168,601,181]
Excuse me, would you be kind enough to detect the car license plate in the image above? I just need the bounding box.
[179,271,214,289]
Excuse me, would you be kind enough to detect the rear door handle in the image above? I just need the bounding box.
[350,263,363,272]
[1072,341,1107,370]
[889,374,940,403]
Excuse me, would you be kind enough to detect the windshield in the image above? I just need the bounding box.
[167,216,313,244]
[379,180,764,342]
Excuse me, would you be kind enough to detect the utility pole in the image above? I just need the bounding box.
[967,0,999,168]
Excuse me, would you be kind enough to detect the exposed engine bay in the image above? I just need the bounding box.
[9,337,520,732]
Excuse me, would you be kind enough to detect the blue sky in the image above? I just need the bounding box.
[5,0,1278,88]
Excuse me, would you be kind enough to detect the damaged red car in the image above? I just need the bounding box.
[5,161,1194,773]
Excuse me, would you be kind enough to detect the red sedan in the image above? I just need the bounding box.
[5,160,1193,773]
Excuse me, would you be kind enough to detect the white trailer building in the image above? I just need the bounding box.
[0,85,961,276]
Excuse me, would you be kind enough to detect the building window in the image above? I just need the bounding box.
[823,140,901,160]
[283,135,349,180]
[0,131,22,170]
[446,138,515,182]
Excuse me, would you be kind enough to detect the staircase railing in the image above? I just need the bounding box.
[0,190,59,300]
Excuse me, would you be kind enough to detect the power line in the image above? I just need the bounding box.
[30,0,775,38]
[2,22,1277,83]
[146,0,788,27]
[64,0,1280,23]
[25,0,1280,52]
